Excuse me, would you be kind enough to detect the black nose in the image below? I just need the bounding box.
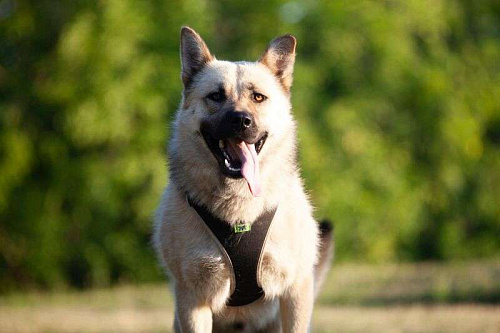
[229,111,253,131]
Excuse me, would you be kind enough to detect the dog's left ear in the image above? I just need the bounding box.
[180,26,214,87]
[259,34,297,92]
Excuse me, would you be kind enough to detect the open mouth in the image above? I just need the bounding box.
[201,127,268,196]
[201,130,268,177]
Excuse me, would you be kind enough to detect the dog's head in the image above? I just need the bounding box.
[172,27,297,197]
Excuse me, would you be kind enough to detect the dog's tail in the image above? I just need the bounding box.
[313,219,334,299]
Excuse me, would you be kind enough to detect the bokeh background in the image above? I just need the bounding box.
[1,0,500,332]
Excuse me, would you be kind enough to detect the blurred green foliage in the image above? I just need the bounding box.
[0,0,499,291]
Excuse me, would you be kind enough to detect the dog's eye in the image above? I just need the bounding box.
[252,92,266,103]
[207,92,224,102]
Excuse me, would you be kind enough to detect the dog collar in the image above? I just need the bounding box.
[186,194,277,307]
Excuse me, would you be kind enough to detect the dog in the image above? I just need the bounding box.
[153,26,333,333]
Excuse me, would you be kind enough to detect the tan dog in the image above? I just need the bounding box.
[153,27,333,333]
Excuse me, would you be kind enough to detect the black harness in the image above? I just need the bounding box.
[187,195,277,307]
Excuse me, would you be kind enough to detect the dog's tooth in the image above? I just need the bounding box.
[224,159,230,168]
[219,140,225,149]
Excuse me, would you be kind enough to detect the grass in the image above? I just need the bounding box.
[1,260,499,332]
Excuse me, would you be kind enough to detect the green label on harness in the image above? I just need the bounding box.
[234,223,251,233]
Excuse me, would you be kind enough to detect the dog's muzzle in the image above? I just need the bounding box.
[200,111,268,196]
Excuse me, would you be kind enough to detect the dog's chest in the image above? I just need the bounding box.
[182,235,295,305]
[176,196,303,305]
[187,197,292,306]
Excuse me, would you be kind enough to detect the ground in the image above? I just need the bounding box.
[1,260,499,332]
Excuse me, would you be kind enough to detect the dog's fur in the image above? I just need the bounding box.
[153,27,333,333]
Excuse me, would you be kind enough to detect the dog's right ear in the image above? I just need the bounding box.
[180,27,214,87]
[259,34,297,93]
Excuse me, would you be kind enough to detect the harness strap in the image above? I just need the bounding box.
[187,195,277,307]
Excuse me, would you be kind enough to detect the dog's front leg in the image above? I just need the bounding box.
[279,273,314,333]
[174,285,213,333]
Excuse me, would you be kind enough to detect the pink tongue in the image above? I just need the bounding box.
[228,139,261,197]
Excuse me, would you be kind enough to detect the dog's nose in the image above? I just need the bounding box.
[242,115,252,129]
[229,111,253,131]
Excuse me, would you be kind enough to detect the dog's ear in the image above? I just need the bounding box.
[180,26,214,87]
[259,34,297,92]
